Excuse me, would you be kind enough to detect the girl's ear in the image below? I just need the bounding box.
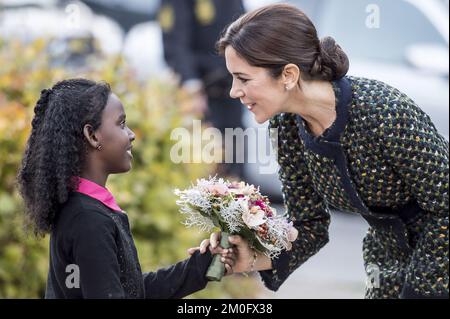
[83,124,100,149]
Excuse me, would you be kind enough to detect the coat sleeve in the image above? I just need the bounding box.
[160,0,200,84]
[381,89,449,217]
[381,91,449,298]
[142,251,213,299]
[258,115,331,291]
[71,211,125,298]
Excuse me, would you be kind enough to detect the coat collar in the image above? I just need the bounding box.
[75,177,123,212]
[295,76,353,157]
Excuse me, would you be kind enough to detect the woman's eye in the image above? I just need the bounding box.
[238,77,249,84]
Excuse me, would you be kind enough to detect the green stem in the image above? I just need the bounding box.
[206,232,231,282]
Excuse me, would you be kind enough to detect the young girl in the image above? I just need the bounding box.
[17,79,234,299]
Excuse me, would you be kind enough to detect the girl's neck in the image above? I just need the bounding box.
[81,164,108,187]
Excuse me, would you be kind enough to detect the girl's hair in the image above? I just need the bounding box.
[17,79,111,236]
[217,4,349,81]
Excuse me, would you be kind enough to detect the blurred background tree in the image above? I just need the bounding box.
[0,38,259,298]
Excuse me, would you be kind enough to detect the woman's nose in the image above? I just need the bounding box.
[230,85,243,99]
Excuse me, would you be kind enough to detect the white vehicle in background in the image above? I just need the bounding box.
[0,0,124,67]
[122,20,170,80]
[0,0,167,79]
[243,0,449,200]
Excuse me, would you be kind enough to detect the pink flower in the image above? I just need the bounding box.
[242,210,266,227]
[254,200,266,210]
[286,241,293,251]
[249,206,260,214]
[267,206,278,218]
[287,224,298,242]
[228,181,241,189]
[207,184,229,196]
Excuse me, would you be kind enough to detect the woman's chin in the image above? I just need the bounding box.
[254,112,269,124]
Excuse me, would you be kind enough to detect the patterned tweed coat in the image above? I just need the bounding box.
[259,76,449,299]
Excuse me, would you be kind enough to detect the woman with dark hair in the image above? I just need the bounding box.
[206,4,448,299]
[17,79,235,298]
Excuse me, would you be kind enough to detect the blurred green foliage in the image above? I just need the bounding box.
[0,38,260,298]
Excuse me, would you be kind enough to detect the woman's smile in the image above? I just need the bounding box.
[242,100,257,111]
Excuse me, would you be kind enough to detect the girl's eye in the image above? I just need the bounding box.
[120,121,126,128]
[238,77,249,84]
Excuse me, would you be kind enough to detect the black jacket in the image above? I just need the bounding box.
[262,76,448,298]
[45,192,212,299]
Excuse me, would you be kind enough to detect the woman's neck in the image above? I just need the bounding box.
[284,80,336,136]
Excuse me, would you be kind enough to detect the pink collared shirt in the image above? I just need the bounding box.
[75,177,123,213]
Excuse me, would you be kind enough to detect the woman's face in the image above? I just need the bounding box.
[95,94,135,173]
[225,46,287,124]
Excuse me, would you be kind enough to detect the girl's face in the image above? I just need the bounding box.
[95,94,135,173]
[225,46,288,124]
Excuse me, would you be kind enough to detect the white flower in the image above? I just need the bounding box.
[242,184,256,196]
[242,210,266,227]
[238,199,249,213]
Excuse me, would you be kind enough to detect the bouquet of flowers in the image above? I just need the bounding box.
[174,177,298,281]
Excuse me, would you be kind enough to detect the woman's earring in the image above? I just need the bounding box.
[97,144,102,151]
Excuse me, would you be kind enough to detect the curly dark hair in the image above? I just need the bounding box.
[17,78,111,237]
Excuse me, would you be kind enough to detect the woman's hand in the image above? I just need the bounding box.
[189,232,273,274]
